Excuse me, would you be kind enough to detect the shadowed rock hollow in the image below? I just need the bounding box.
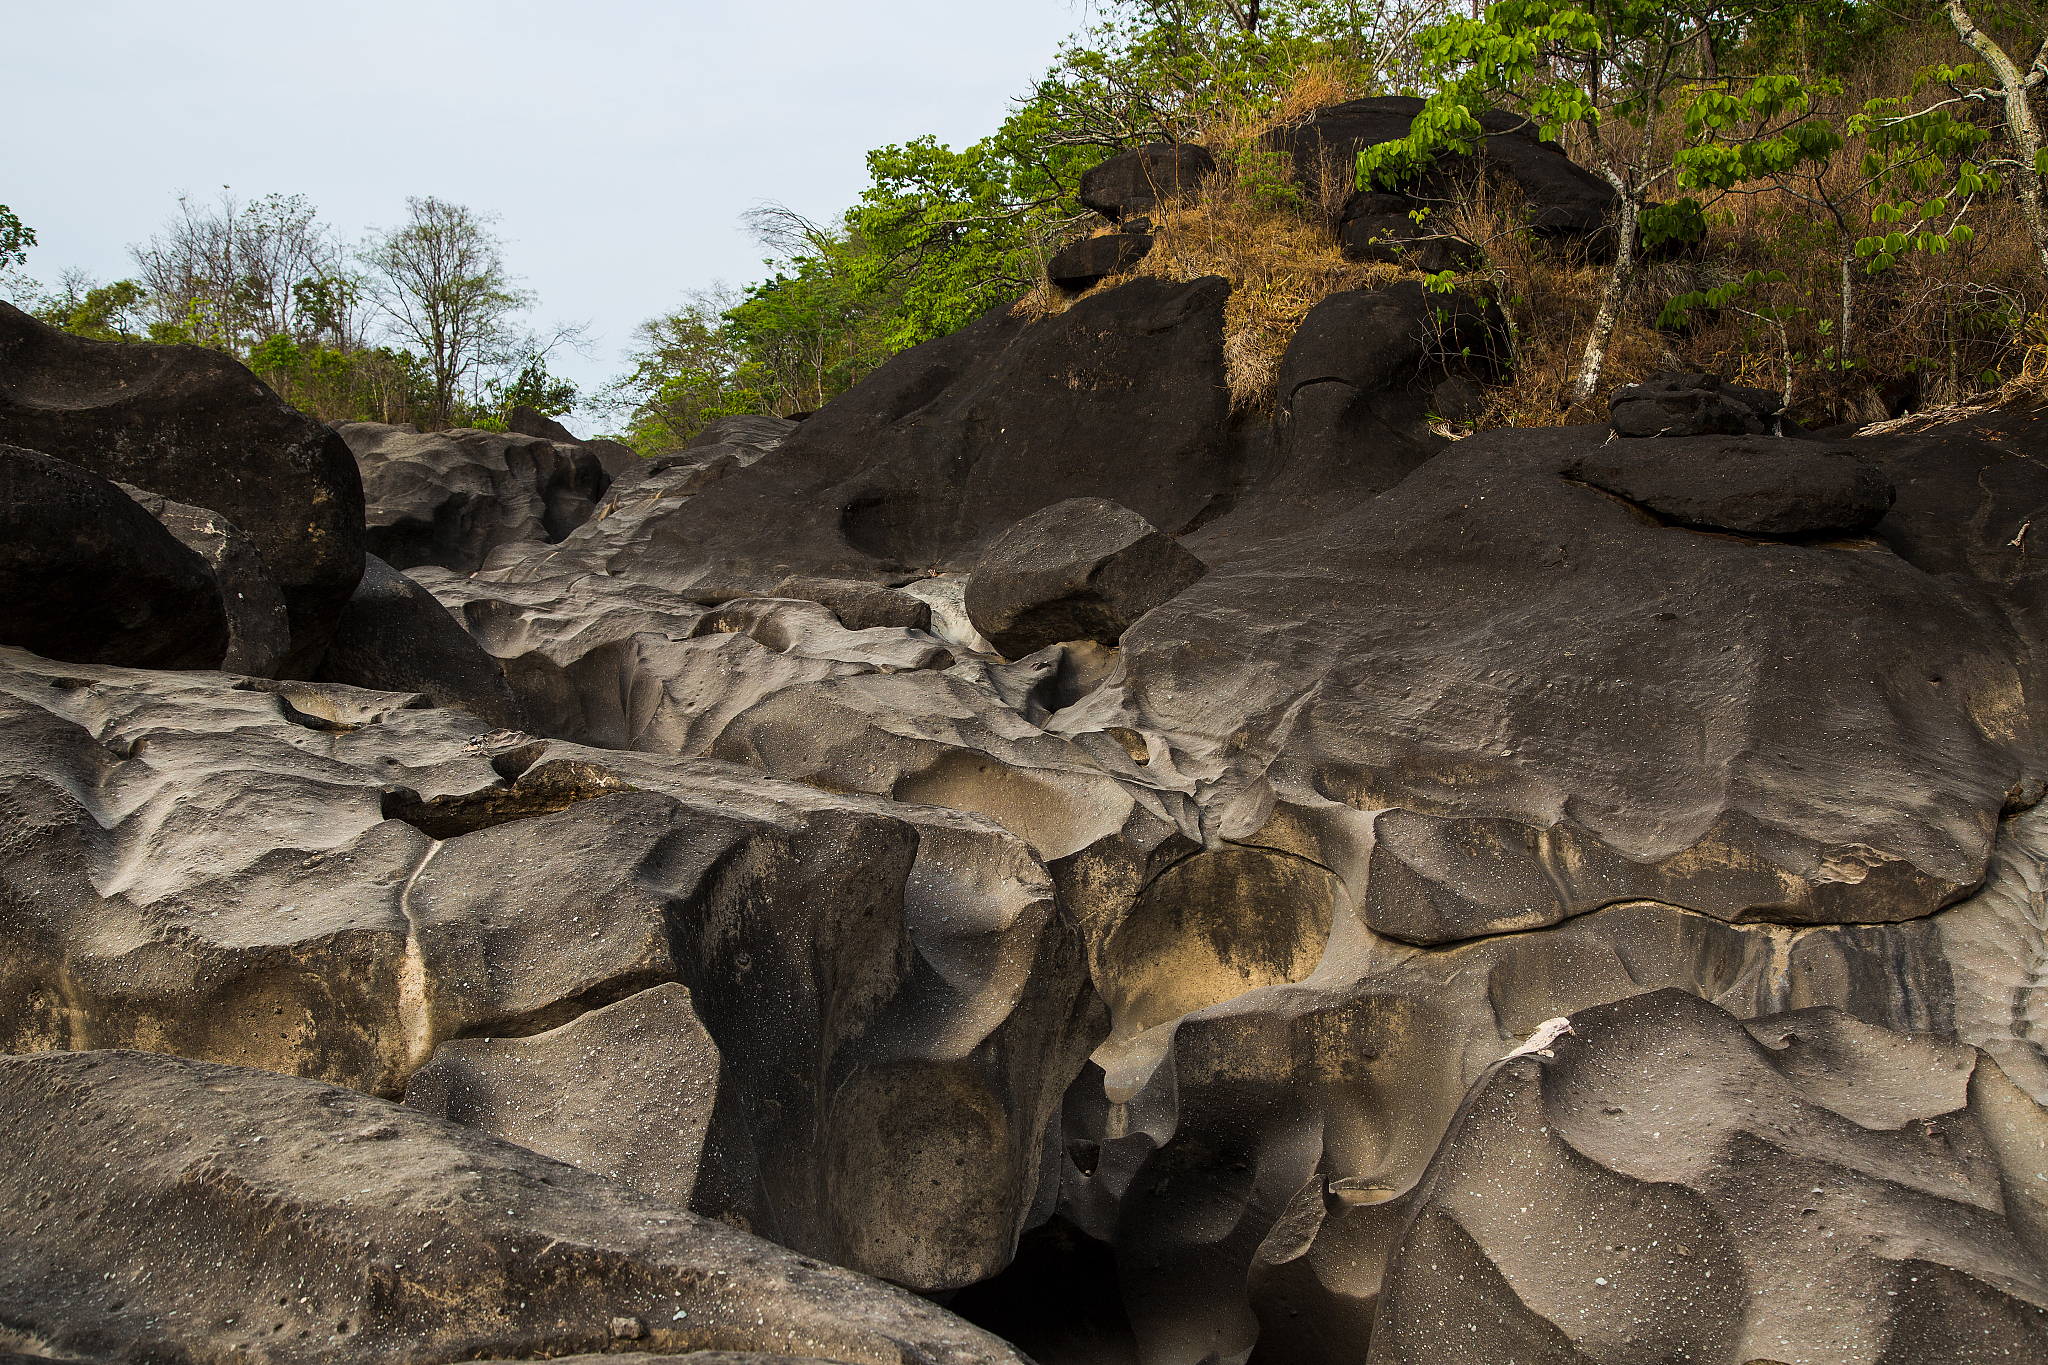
[3,249,2048,1365]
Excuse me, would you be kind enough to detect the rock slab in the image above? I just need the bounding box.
[965,498,1207,659]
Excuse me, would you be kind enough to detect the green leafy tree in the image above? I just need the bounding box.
[599,288,766,451]
[362,197,533,428]
[1940,1,2047,279]
[32,270,150,341]
[1363,0,1842,406]
[0,203,32,271]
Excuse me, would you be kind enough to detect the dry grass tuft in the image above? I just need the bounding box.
[1017,66,1396,413]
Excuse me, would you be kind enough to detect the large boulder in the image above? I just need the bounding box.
[964,498,1208,659]
[0,1048,1033,1365]
[0,444,228,669]
[311,553,527,728]
[1369,990,2048,1363]
[119,481,290,676]
[1264,97,1618,250]
[530,275,1240,592]
[1048,233,1155,292]
[0,302,364,674]
[336,421,612,574]
[1079,143,1217,221]
[1183,280,1507,564]
[508,403,644,479]
[1564,436,1895,537]
[1610,370,1786,436]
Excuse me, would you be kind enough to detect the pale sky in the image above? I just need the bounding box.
[4,0,1092,426]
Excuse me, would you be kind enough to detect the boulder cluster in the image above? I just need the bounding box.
[1047,96,1622,295]
[4,174,2048,1365]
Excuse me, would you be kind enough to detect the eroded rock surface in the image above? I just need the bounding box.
[1368,990,2048,1364]
[337,421,612,574]
[965,498,1207,659]
[0,1049,1033,1365]
[5,273,2048,1365]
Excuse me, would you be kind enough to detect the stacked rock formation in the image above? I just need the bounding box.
[4,229,2048,1365]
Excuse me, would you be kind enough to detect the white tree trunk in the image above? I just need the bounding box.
[1571,188,1641,407]
[1948,1,2048,280]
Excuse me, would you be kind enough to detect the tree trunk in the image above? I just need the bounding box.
[1571,189,1641,407]
[1947,1,2048,279]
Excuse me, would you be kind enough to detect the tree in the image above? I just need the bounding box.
[597,287,765,451]
[1363,0,1840,406]
[131,190,343,352]
[362,197,532,428]
[32,269,150,341]
[0,203,32,271]
[1942,0,2048,278]
[1,202,37,302]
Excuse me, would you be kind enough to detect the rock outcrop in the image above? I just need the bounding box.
[311,553,527,727]
[4,273,2048,1365]
[965,498,1207,659]
[1610,370,1788,437]
[1079,143,1217,221]
[0,444,228,670]
[1266,96,1619,250]
[119,481,291,676]
[0,1048,1034,1365]
[0,303,364,673]
[337,421,613,574]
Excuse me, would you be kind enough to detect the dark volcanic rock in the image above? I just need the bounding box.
[508,403,644,479]
[1183,280,1506,563]
[1565,436,1895,536]
[559,275,1237,591]
[1268,97,1617,245]
[0,444,228,669]
[0,1048,1032,1365]
[337,421,612,574]
[687,413,803,454]
[312,553,526,727]
[1337,212,1481,271]
[1079,143,1217,221]
[1049,234,1155,291]
[0,303,363,674]
[119,481,290,676]
[1065,420,2037,943]
[1610,370,1785,437]
[1369,990,2048,1362]
[964,498,1207,658]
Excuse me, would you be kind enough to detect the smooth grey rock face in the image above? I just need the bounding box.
[1366,990,2048,1363]
[0,1049,1033,1365]
[0,646,1096,1293]
[337,421,612,574]
[0,446,229,670]
[965,498,1207,659]
[312,553,526,728]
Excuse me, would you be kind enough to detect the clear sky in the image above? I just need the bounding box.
[4,0,1091,427]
